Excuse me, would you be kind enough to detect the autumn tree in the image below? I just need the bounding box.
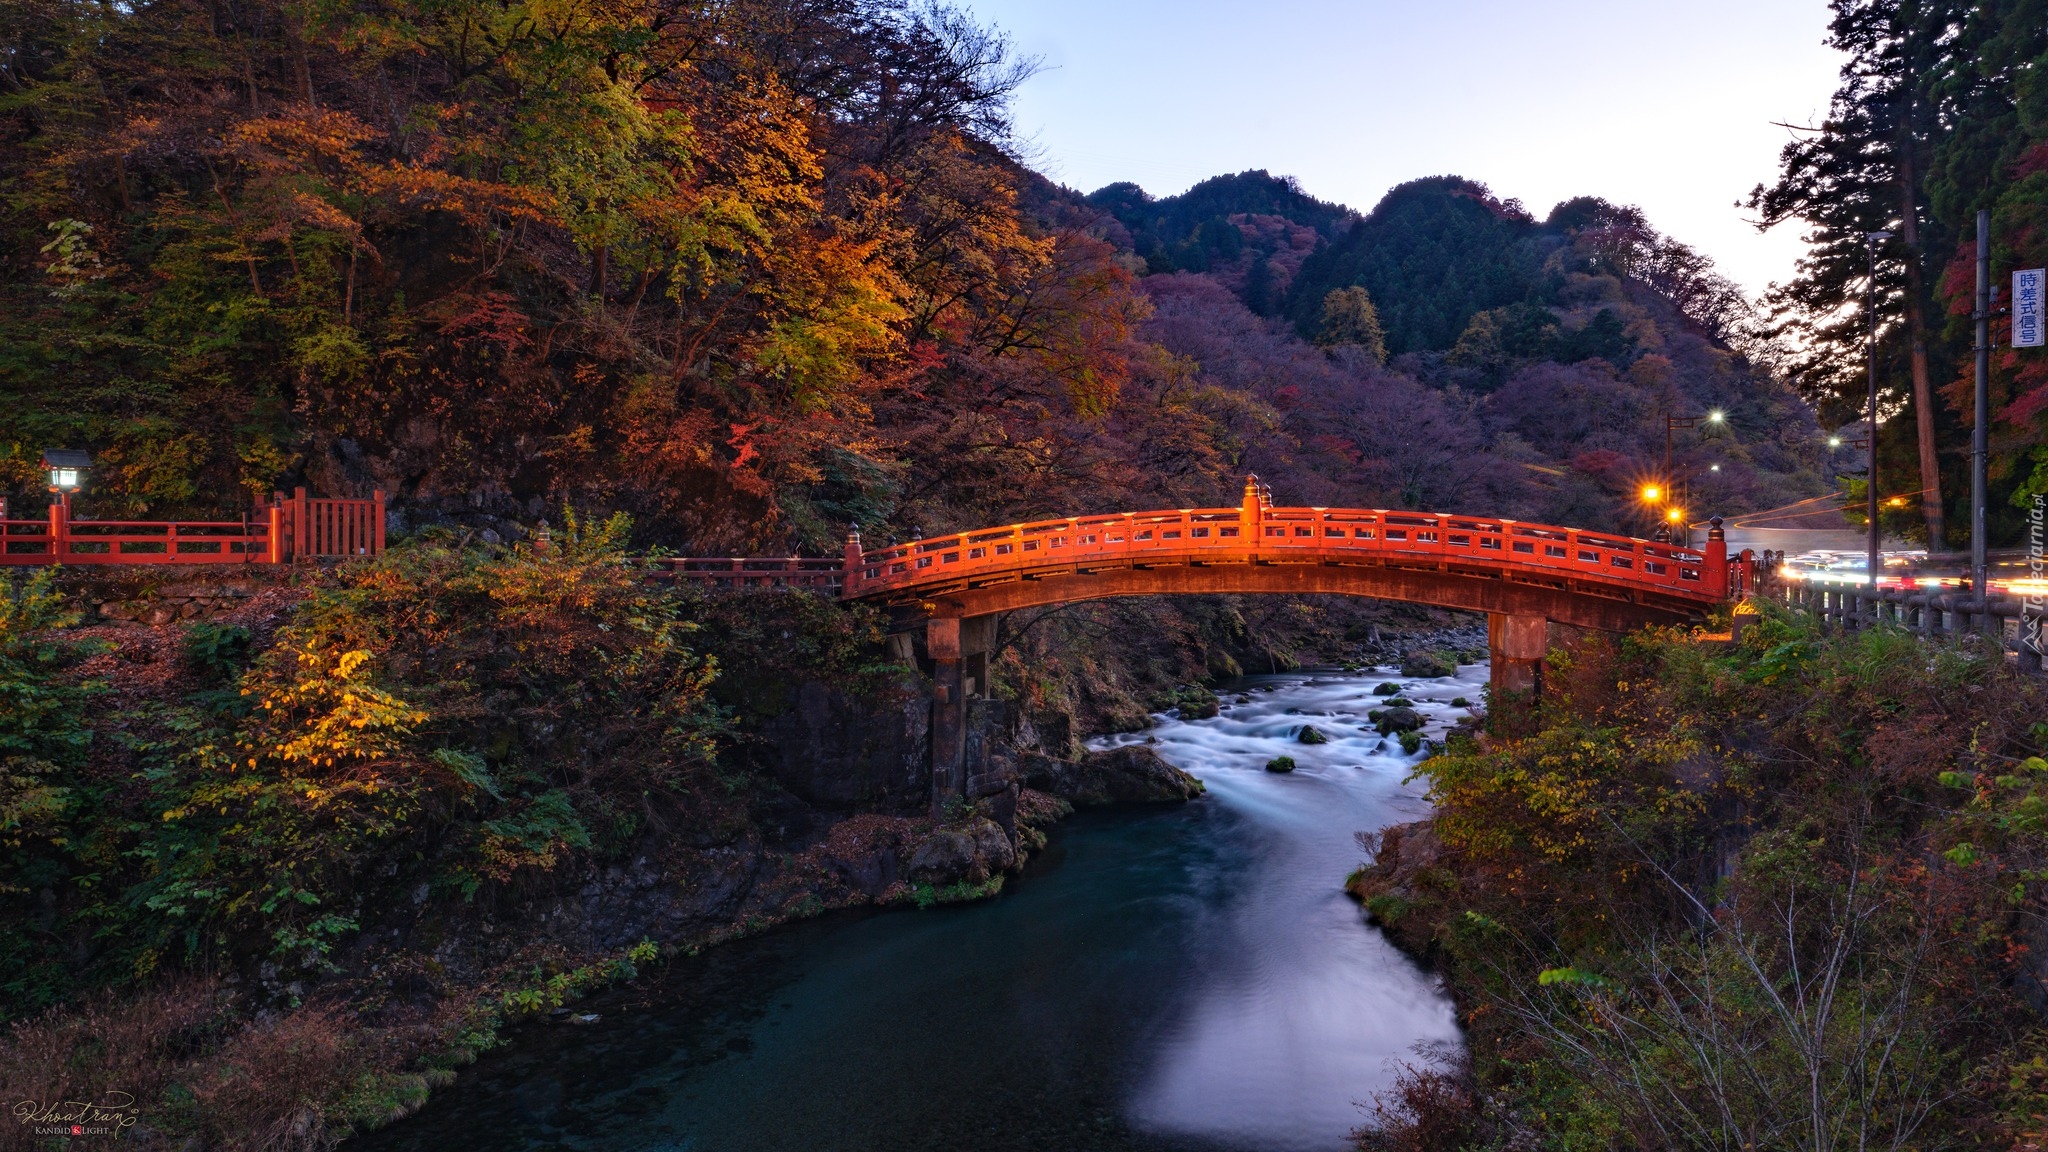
[1314,287,1387,365]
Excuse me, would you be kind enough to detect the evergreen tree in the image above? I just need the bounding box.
[1287,177,1537,355]
[1748,0,1972,546]
[1244,257,1275,317]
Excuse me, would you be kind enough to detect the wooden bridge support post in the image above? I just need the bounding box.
[1489,613,1549,700]
[927,614,998,818]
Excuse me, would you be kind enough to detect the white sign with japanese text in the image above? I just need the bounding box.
[2017,268,2046,348]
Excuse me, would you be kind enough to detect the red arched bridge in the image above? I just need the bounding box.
[664,478,1758,813]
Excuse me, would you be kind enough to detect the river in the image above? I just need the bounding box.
[358,665,1478,1152]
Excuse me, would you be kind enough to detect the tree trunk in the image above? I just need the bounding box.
[1897,110,1946,548]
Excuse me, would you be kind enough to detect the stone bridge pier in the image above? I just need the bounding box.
[926,613,997,816]
[1488,613,1550,698]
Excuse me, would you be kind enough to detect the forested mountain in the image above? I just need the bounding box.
[1073,174,1820,530]
[0,0,1820,556]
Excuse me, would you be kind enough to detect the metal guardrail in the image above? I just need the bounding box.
[1756,549,2045,672]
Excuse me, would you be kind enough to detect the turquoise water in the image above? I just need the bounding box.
[357,668,1475,1152]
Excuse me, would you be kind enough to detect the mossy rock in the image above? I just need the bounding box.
[1384,697,1414,707]
[1400,649,1457,678]
[1451,697,1470,708]
[1296,725,1329,745]
[1373,706,1423,735]
[1265,756,1296,773]
[1397,730,1425,755]
[1372,682,1402,696]
[1174,684,1221,720]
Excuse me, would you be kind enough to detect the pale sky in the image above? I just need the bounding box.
[970,0,1845,297]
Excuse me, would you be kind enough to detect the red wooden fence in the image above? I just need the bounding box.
[0,489,383,567]
[274,488,386,561]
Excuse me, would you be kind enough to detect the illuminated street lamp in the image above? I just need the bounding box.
[1654,505,1686,544]
[42,449,89,512]
[1639,483,1667,539]
[1662,410,1727,514]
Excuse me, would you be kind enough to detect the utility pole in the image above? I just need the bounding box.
[1973,209,1991,595]
[1867,231,1892,592]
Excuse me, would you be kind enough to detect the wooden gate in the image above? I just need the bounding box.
[273,488,386,561]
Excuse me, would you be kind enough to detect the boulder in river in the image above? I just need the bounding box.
[1372,682,1402,696]
[1173,685,1221,719]
[1265,756,1296,773]
[1400,649,1458,678]
[1372,707,1424,734]
[1296,725,1329,745]
[1040,745,1204,807]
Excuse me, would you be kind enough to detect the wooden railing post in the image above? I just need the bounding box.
[842,524,862,597]
[373,490,386,556]
[268,504,283,564]
[1241,473,1264,556]
[48,498,65,564]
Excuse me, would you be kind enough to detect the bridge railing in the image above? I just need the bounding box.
[840,506,1716,600]
[2,514,280,566]
[1,488,385,567]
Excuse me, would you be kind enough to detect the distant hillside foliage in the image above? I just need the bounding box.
[1,0,1820,550]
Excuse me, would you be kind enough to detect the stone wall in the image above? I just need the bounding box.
[92,578,263,624]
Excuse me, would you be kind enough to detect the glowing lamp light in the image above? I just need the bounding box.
[41,449,89,494]
[1710,464,1721,472]
[1641,485,1662,502]
[1666,508,1684,523]
[1708,410,1725,423]
[1827,436,1843,448]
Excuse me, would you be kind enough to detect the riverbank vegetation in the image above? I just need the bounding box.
[0,525,926,1149]
[0,532,1270,1150]
[1350,609,2048,1148]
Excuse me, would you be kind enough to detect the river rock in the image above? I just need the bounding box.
[907,817,1016,886]
[1345,820,1446,952]
[1265,756,1296,773]
[1044,745,1204,807]
[1400,649,1457,678]
[1296,725,1328,745]
[1371,707,1423,734]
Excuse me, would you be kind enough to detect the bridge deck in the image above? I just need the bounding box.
[659,479,1743,624]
